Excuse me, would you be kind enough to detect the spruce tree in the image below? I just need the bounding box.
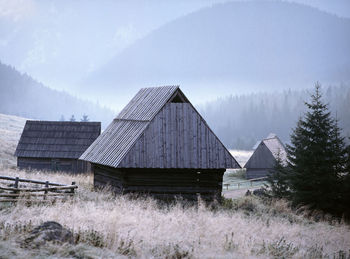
[286,84,346,214]
[265,152,290,198]
[81,114,89,122]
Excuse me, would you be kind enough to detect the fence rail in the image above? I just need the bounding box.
[0,175,77,203]
[223,177,267,190]
[0,175,66,186]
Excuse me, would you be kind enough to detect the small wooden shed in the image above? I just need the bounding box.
[80,86,240,200]
[15,121,101,173]
[244,134,287,179]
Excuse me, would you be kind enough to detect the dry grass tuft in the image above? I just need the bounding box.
[0,113,27,168]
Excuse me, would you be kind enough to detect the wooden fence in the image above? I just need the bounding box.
[0,175,77,203]
[223,177,267,191]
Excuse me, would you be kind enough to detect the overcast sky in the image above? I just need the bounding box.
[0,0,349,104]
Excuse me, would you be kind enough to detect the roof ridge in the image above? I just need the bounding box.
[139,85,179,90]
[115,85,179,121]
[26,120,101,123]
[264,136,277,140]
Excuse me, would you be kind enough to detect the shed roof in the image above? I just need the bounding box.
[262,135,287,163]
[244,134,287,169]
[15,121,101,159]
[80,86,240,169]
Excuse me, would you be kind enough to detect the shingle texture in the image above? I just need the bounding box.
[80,86,240,169]
[80,120,149,167]
[116,86,179,121]
[15,121,101,159]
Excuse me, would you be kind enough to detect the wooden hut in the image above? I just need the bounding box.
[244,134,287,179]
[80,86,240,200]
[15,121,101,173]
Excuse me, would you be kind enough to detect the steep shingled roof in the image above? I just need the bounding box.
[15,121,101,159]
[80,86,240,169]
[262,135,287,164]
[116,85,180,121]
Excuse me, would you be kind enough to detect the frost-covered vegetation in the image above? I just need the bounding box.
[0,113,26,168]
[0,168,350,258]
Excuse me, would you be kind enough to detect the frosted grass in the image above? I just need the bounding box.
[0,113,27,168]
[1,169,349,258]
[0,114,349,258]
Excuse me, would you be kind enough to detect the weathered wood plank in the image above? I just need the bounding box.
[123,185,220,194]
[165,104,171,168]
[113,102,237,170]
[0,175,66,186]
[92,164,224,199]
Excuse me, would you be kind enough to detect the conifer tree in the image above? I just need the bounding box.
[81,114,89,122]
[265,151,290,198]
[286,84,346,214]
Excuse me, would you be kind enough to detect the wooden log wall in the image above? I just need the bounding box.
[17,157,90,174]
[93,164,224,200]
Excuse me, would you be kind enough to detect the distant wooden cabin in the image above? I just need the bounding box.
[80,86,240,200]
[244,134,287,179]
[15,121,101,173]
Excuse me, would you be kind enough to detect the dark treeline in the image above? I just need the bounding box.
[0,62,115,128]
[199,84,350,150]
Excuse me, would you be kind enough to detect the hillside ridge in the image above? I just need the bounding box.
[83,1,350,105]
[0,62,115,127]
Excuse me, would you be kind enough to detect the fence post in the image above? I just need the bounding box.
[14,177,19,201]
[14,177,19,188]
[71,182,75,194]
[44,181,49,200]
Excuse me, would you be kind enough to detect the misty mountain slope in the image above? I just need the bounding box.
[0,62,115,127]
[83,1,350,101]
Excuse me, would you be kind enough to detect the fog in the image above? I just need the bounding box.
[0,0,227,96]
[1,0,350,106]
[1,0,350,148]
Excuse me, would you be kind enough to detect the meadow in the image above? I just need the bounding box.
[0,113,349,258]
[1,168,350,258]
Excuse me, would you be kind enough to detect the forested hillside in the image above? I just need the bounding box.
[83,1,350,105]
[0,62,115,127]
[199,85,350,149]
